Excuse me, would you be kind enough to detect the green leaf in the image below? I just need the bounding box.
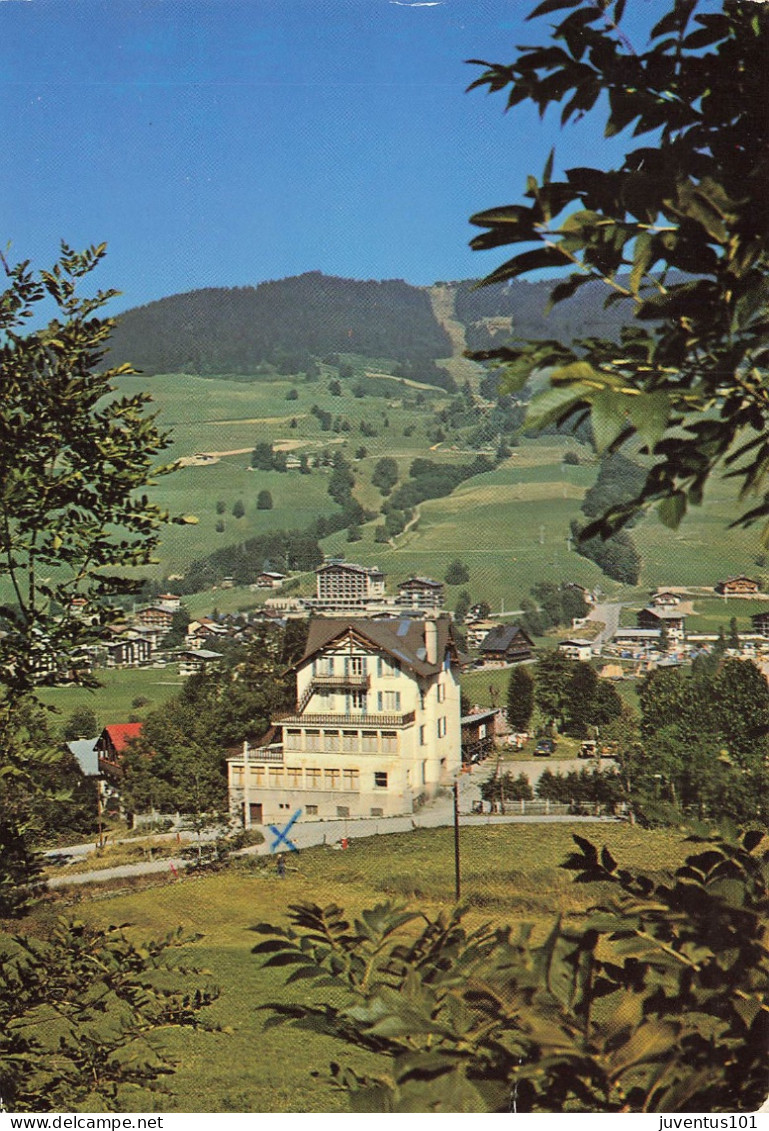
[525,383,586,430]
[658,492,687,530]
[591,390,629,454]
[627,390,669,449]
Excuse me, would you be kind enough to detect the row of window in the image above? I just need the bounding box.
[284,728,399,753]
[236,765,389,791]
[312,655,401,678]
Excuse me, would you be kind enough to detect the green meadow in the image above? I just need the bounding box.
[100,369,763,611]
[32,822,694,1113]
[38,666,185,730]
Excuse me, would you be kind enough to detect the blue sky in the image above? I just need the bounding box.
[0,0,715,312]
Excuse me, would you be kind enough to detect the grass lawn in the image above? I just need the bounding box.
[26,822,695,1112]
[37,666,185,731]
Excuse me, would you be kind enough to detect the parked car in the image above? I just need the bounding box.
[534,738,555,757]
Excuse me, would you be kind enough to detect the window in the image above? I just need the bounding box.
[286,767,302,787]
[314,657,334,677]
[306,768,321,788]
[269,767,284,786]
[306,804,318,816]
[284,729,301,752]
[347,655,365,676]
[381,731,397,753]
[305,729,321,751]
[252,766,265,786]
[419,725,426,746]
[349,690,367,711]
[370,807,383,817]
[377,690,401,712]
[421,760,427,785]
[324,768,340,790]
[437,681,446,703]
[437,716,447,738]
[323,730,340,752]
[342,730,358,752]
[374,771,388,789]
[342,768,360,791]
[336,806,350,818]
[361,732,378,753]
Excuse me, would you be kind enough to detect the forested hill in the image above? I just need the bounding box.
[108,272,452,377]
[453,276,630,352]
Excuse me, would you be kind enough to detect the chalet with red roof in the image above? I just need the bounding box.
[96,723,144,776]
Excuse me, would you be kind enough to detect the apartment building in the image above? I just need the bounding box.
[227,614,462,825]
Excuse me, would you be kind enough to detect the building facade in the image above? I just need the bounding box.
[397,577,445,610]
[227,615,462,825]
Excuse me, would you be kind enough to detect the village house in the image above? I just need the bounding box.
[96,723,144,778]
[102,634,153,668]
[252,571,287,589]
[397,576,445,610]
[184,618,229,649]
[460,707,501,765]
[227,614,462,825]
[177,648,224,677]
[715,575,760,596]
[464,619,501,651]
[557,639,594,662]
[750,610,769,636]
[157,593,182,611]
[477,624,535,665]
[134,605,175,634]
[649,590,683,607]
[637,605,687,641]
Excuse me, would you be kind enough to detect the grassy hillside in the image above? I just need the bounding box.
[29,823,694,1113]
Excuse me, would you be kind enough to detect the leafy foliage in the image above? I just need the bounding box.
[253,831,769,1112]
[0,918,219,1112]
[466,0,769,540]
[0,244,179,696]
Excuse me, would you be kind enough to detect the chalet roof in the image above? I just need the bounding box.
[67,738,100,776]
[461,708,500,726]
[479,624,534,652]
[177,648,223,660]
[639,606,688,621]
[100,723,143,753]
[292,615,457,677]
[399,576,443,589]
[558,638,594,648]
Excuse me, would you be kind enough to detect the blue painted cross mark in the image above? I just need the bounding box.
[269,808,302,853]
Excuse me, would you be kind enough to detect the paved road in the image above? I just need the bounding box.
[46,762,618,888]
[588,601,622,645]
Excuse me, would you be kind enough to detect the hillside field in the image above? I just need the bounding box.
[31,822,695,1113]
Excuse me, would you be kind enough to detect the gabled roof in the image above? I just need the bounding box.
[100,723,143,753]
[67,738,100,776]
[291,615,457,677]
[479,624,534,652]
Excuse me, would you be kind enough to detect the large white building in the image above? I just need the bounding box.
[227,614,462,825]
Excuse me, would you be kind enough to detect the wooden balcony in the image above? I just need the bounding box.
[277,710,416,728]
[310,673,370,690]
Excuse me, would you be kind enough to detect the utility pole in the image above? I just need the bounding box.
[453,778,461,902]
[243,739,251,830]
